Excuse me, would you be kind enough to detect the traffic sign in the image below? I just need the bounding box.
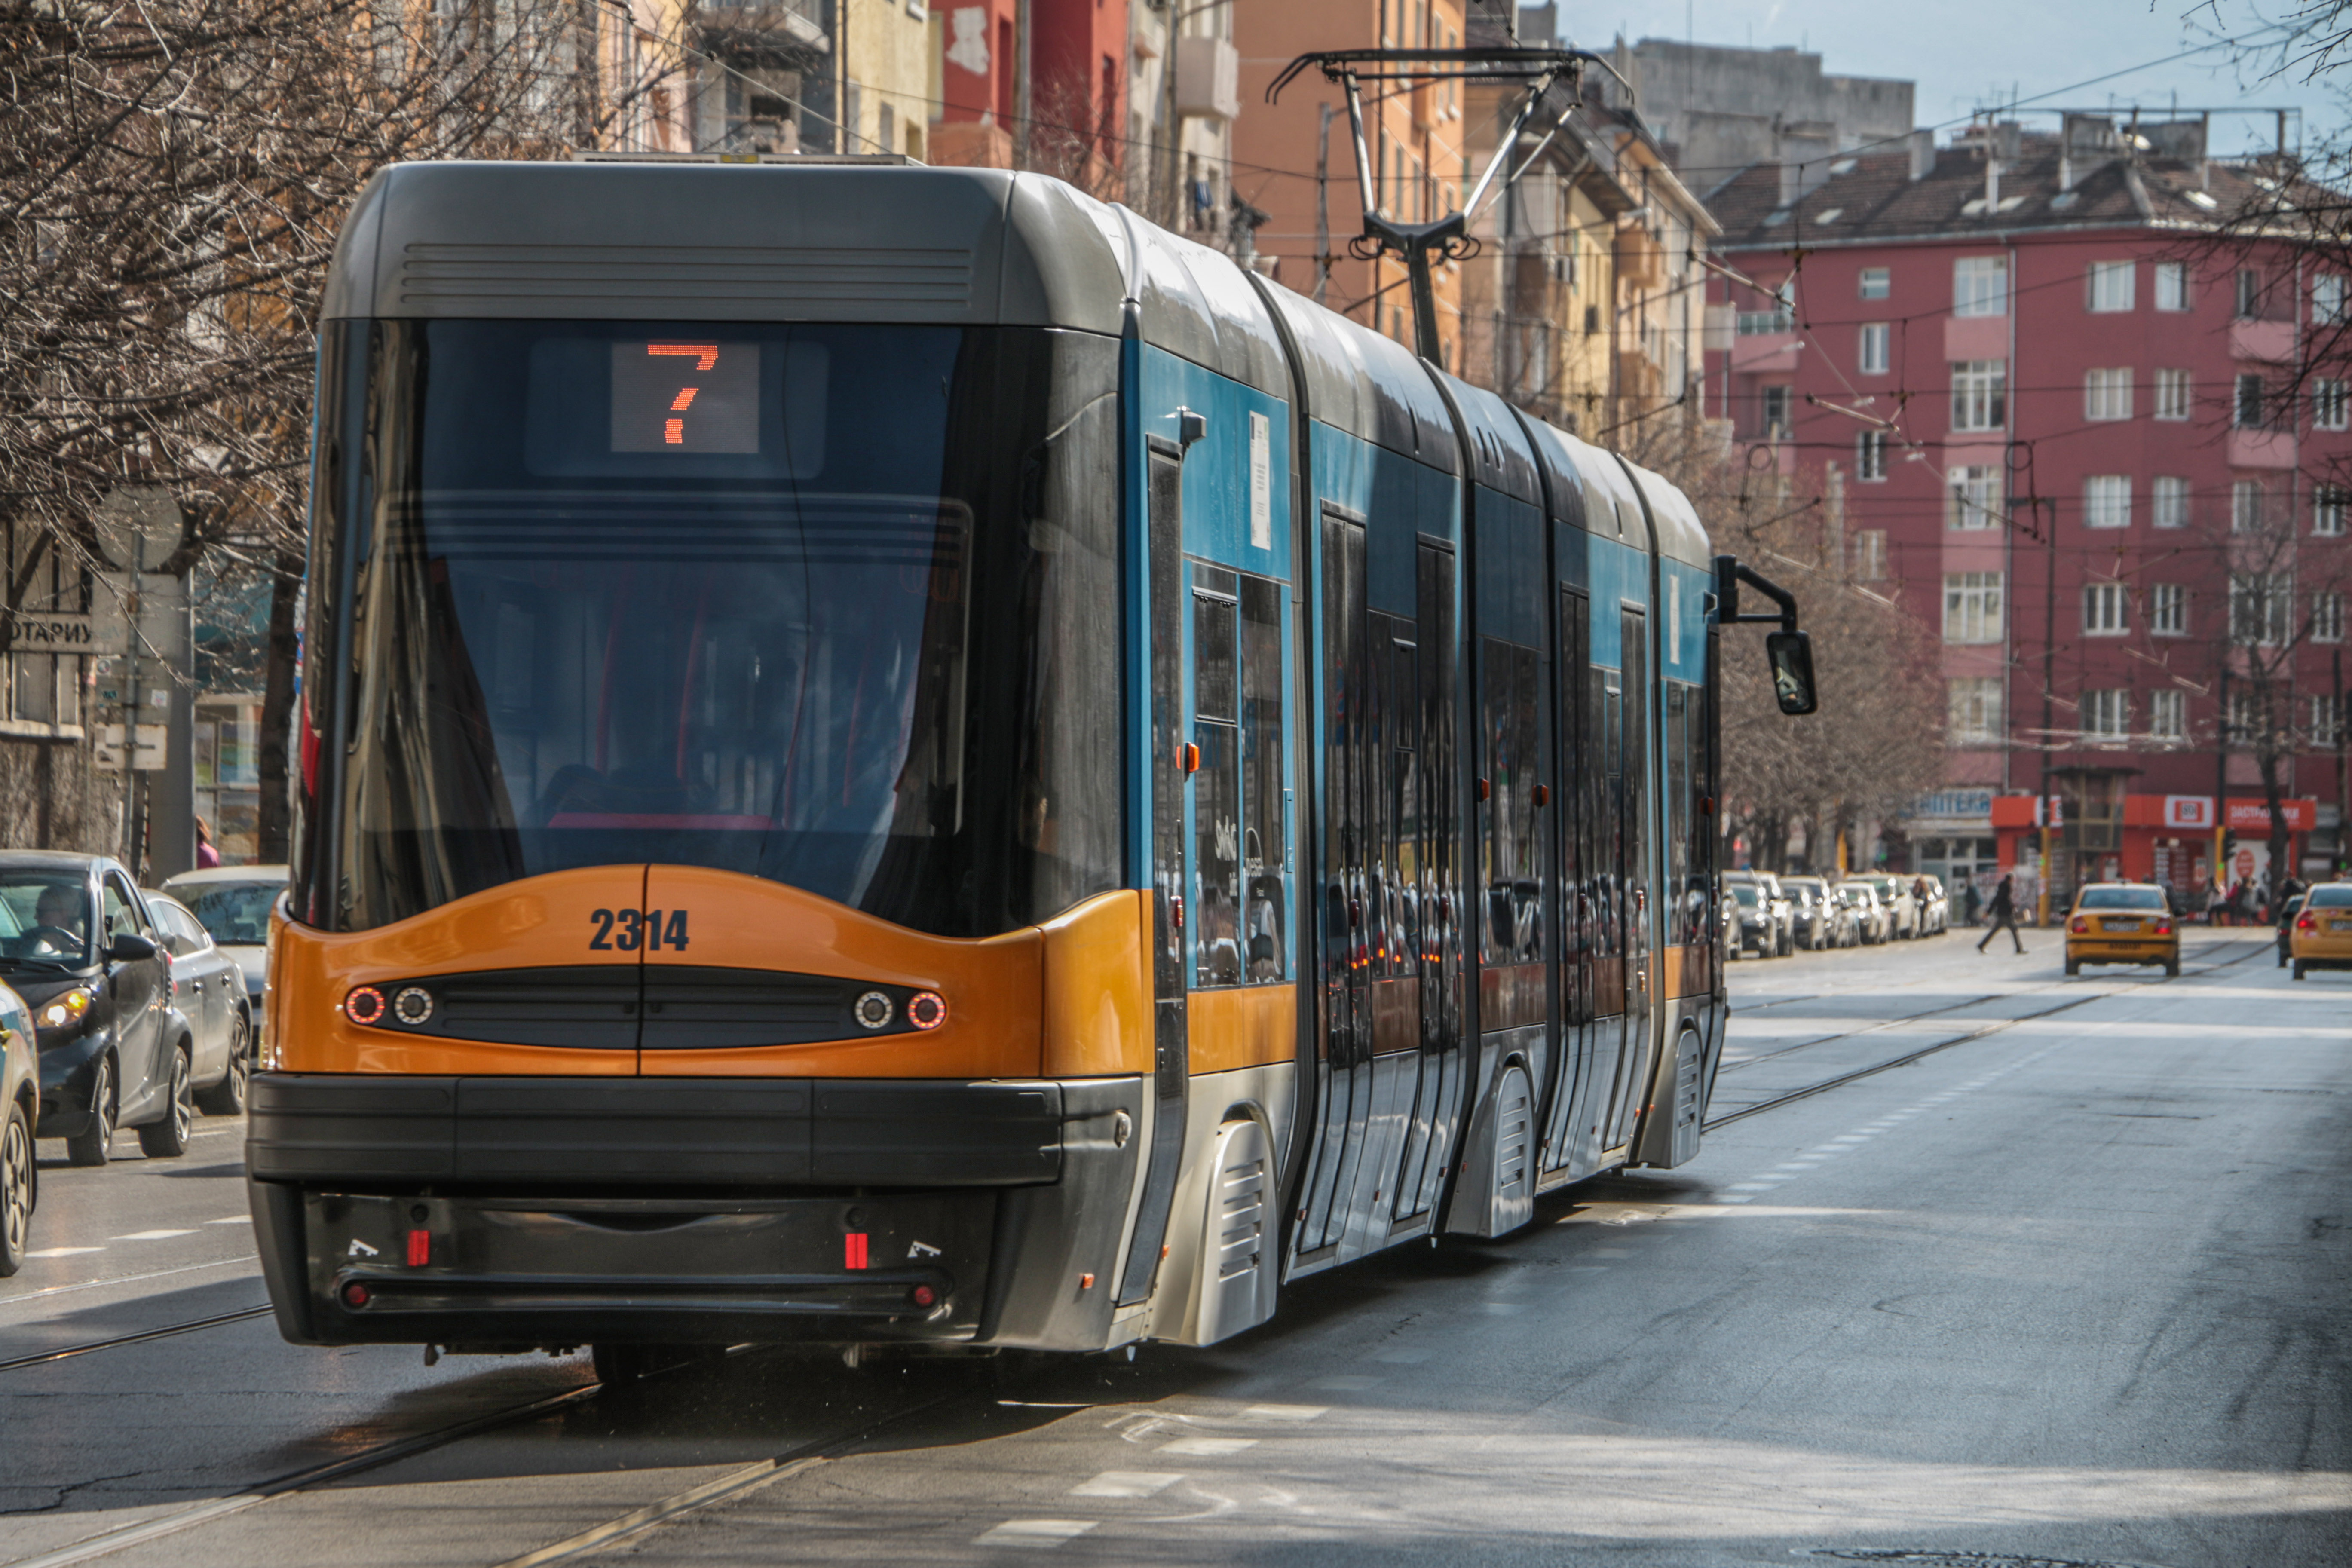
[95,723,167,772]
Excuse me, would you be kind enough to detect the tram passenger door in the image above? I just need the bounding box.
[1390,542,1459,1226]
[1601,607,1654,1152]
[1118,442,1189,1307]
[1543,590,1591,1176]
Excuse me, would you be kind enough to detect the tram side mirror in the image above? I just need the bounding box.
[1765,631,1819,716]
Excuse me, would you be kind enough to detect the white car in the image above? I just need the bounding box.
[157,864,287,1036]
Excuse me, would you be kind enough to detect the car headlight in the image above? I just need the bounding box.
[38,986,96,1032]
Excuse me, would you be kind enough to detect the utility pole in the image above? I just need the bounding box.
[1314,103,1333,305]
[2336,645,2346,870]
[2037,496,2056,927]
[2214,662,2231,902]
[1013,0,1032,169]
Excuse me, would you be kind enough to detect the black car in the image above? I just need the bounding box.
[0,852,195,1167]
[2278,893,2306,968]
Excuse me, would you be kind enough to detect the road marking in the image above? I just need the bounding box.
[1243,1404,1326,1421]
[1712,1193,1758,1203]
[1480,1302,1525,1316]
[1159,1437,1259,1456]
[1308,1374,1382,1391]
[1727,1182,1783,1191]
[110,1229,196,1241]
[206,1216,252,1225]
[24,1247,101,1259]
[1070,1471,1182,1498]
[975,1519,1096,1546]
[494,1458,820,1568]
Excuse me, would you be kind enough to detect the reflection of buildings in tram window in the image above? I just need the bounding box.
[194,694,263,863]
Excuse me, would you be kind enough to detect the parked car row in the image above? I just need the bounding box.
[1721,870,1951,959]
[0,851,288,1277]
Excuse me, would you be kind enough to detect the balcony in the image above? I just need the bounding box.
[1175,37,1239,122]
[2227,426,2299,468]
[1615,226,1663,288]
[1730,331,1800,372]
[2230,316,2296,363]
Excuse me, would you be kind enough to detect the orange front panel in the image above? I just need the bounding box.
[640,865,1043,1078]
[1187,984,1297,1075]
[268,866,646,1076]
[1039,891,1152,1078]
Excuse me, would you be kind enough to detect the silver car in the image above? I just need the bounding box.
[142,892,253,1115]
[156,865,285,1039]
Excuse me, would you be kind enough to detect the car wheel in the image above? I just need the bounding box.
[2278,949,2288,968]
[0,1099,32,1277]
[2064,959,2079,976]
[66,1056,116,1167]
[137,1044,193,1159]
[2165,960,2180,978]
[2293,961,2307,980]
[196,1012,250,1117]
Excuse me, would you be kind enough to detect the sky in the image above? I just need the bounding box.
[1552,0,2351,156]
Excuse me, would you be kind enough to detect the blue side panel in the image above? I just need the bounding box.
[1659,558,1711,680]
[1585,534,1648,668]
[1123,330,1151,890]
[1139,344,1293,579]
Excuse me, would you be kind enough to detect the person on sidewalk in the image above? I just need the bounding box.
[194,817,222,870]
[1977,873,2025,954]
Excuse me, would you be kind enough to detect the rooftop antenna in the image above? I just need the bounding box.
[1269,41,1619,364]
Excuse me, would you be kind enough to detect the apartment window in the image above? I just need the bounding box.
[2083,689,2132,740]
[2236,268,2263,319]
[2235,373,2268,429]
[2150,688,2187,741]
[2083,474,2132,530]
[2155,261,2190,312]
[2085,368,2133,421]
[2152,475,2190,530]
[1856,429,1888,481]
[2318,486,2350,537]
[1947,677,2003,746]
[2150,583,2188,637]
[2310,692,2345,745]
[2317,379,2350,430]
[1859,266,1890,300]
[2226,687,2259,742]
[1943,570,2005,643]
[1853,529,1888,580]
[2230,571,2291,644]
[2318,590,2346,643]
[1954,256,2009,317]
[2317,273,2347,325]
[1947,465,2002,530]
[2088,260,2136,312]
[2233,479,2265,533]
[2153,368,2191,421]
[2083,580,2130,635]
[1951,360,2007,431]
[1859,322,1890,374]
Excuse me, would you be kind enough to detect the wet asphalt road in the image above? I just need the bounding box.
[2,926,2346,1568]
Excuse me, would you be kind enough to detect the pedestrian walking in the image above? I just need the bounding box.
[1977,873,2025,954]
[1963,880,1982,926]
[194,817,221,870]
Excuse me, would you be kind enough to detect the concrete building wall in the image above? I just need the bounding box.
[1622,36,1915,186]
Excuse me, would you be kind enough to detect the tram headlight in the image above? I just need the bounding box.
[853,991,894,1031]
[906,991,947,1031]
[343,986,388,1026]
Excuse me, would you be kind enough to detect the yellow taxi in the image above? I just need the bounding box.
[2064,882,2179,978]
[2289,882,2352,980]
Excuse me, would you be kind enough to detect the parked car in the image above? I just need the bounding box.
[0,851,194,1167]
[1725,872,1793,956]
[2065,882,2179,977]
[2277,893,2306,968]
[1840,881,1889,944]
[1,980,34,1276]
[1779,876,1846,950]
[1914,875,1949,935]
[1860,875,1918,940]
[1725,882,1775,958]
[156,864,285,1036]
[2289,882,2352,980]
[142,891,253,1115]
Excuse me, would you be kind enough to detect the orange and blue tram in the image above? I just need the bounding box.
[249,158,1801,1366]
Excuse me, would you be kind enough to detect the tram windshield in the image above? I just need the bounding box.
[312,319,1121,937]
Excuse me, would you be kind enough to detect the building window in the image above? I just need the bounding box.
[2083,580,2130,634]
[2234,373,2269,429]
[2083,474,2132,529]
[2155,261,2190,312]
[1856,429,1888,481]
[1859,266,1890,300]
[2317,486,2350,537]
[1761,383,1791,437]
[2152,475,2190,530]
[2150,688,2187,740]
[1853,529,1888,580]
[1943,570,2004,643]
[1954,256,2008,317]
[2317,273,2347,325]
[2085,368,2133,421]
[2226,687,2260,743]
[1948,677,2003,745]
[2236,268,2264,319]
[2233,478,2266,533]
[2311,692,2346,745]
[1859,322,1890,374]
[1951,359,2007,431]
[2230,571,2291,644]
[2151,583,2188,636]
[2317,379,2349,430]
[2153,368,2191,421]
[2088,260,2136,312]
[2318,590,2346,643]
[1947,465,2002,530]
[2083,689,2132,740]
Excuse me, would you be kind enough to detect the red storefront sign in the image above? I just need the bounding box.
[2224,798,2315,833]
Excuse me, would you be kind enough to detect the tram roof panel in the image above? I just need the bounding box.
[1520,420,1649,541]
[322,160,1127,335]
[1432,374,1541,506]
[1624,466,1714,570]
[1118,214,1292,399]
[1252,283,1461,475]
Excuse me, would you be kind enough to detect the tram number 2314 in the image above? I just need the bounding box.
[587,909,692,952]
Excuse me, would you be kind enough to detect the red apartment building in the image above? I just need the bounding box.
[1706,116,2349,905]
[932,0,1126,192]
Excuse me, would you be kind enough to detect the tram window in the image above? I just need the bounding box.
[1240,577,1286,982]
[1193,587,1243,988]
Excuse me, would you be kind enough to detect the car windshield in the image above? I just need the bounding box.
[1731,886,1759,908]
[162,879,282,945]
[0,870,91,967]
[2078,887,2166,910]
[2308,885,2352,907]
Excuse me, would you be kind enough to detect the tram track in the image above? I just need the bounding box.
[1704,938,2269,1131]
[0,1306,273,1375]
